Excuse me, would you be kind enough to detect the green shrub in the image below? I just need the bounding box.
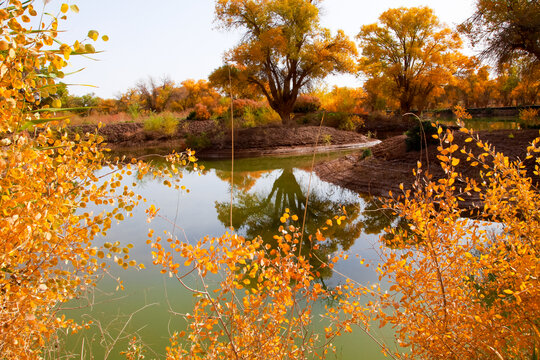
[323,112,348,128]
[143,112,179,136]
[322,134,332,145]
[338,115,364,131]
[361,148,372,159]
[405,120,444,151]
[225,100,280,128]
[127,103,142,119]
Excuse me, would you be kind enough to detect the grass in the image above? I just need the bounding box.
[67,112,138,126]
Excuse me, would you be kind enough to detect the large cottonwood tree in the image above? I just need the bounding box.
[214,0,357,124]
[357,7,463,114]
[460,0,540,66]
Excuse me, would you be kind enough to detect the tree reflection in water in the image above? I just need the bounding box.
[215,166,399,280]
[127,155,404,278]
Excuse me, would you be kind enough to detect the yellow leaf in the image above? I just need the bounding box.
[70,5,79,13]
[60,3,69,13]
[84,43,95,53]
[87,30,99,41]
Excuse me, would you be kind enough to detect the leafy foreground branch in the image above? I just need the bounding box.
[147,210,356,359]
[148,124,540,360]
[2,1,539,359]
[0,1,196,358]
[330,125,540,359]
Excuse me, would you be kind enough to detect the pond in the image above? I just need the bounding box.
[54,151,397,360]
[438,116,520,130]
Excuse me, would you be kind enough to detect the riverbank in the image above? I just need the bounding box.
[315,129,540,205]
[72,121,380,159]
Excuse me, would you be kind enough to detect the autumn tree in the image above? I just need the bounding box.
[180,79,222,113]
[441,57,498,108]
[357,7,463,114]
[330,118,540,359]
[0,2,195,358]
[460,0,540,66]
[136,76,176,112]
[362,73,396,111]
[493,62,520,106]
[208,64,261,100]
[314,85,366,114]
[509,58,540,105]
[215,0,357,124]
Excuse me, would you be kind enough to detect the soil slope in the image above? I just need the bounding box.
[72,121,376,158]
[199,125,376,158]
[315,129,540,202]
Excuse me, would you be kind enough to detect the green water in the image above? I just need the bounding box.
[438,116,520,130]
[52,152,396,359]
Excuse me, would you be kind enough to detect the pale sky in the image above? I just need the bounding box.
[45,0,476,98]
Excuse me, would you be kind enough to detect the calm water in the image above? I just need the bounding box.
[438,116,520,130]
[52,152,398,359]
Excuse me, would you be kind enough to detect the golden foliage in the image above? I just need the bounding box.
[215,0,357,123]
[313,85,366,114]
[0,2,193,357]
[149,210,348,359]
[358,7,463,113]
[332,121,540,359]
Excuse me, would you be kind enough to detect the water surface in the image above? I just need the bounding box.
[55,152,396,359]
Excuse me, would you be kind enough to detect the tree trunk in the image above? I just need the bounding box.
[278,110,293,125]
[273,101,295,125]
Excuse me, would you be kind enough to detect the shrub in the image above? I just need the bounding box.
[322,134,332,145]
[361,148,372,159]
[519,108,540,128]
[293,94,321,113]
[240,106,281,128]
[323,112,348,128]
[226,99,280,128]
[357,128,540,359]
[320,112,364,131]
[232,98,264,117]
[0,3,173,357]
[194,103,211,120]
[127,103,142,119]
[338,114,364,131]
[143,112,179,136]
[405,120,444,151]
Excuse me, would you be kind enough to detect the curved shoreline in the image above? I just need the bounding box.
[315,129,540,205]
[198,139,381,159]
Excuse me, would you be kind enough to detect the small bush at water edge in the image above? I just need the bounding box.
[143,112,179,136]
[405,120,445,151]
